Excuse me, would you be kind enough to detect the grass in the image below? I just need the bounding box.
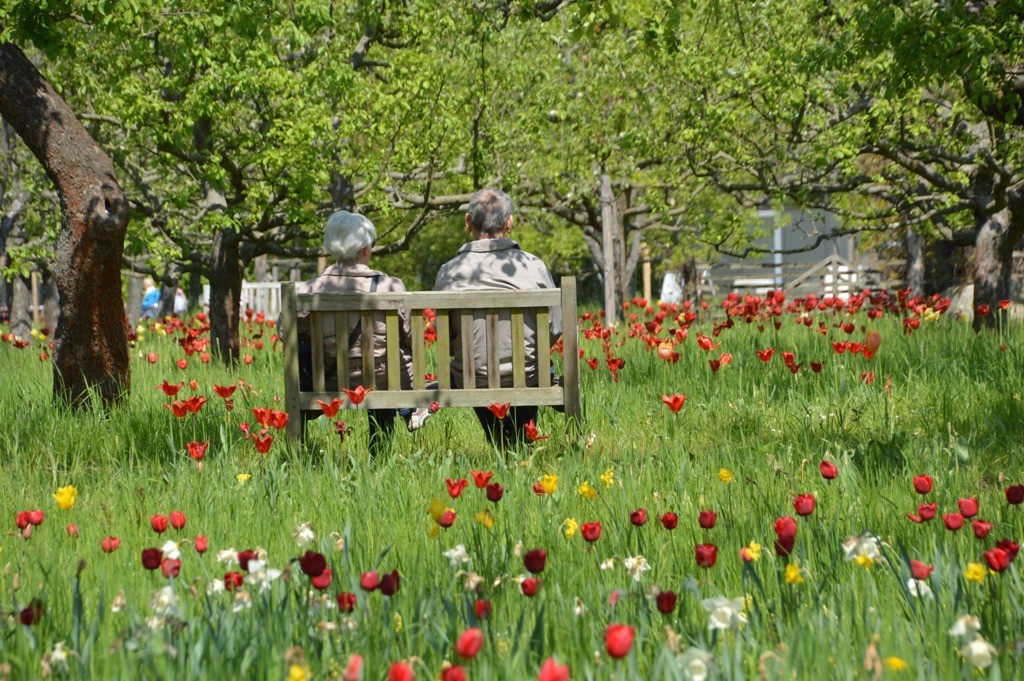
[0,296,1023,680]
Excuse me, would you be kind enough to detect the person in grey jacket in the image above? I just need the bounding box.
[295,211,427,453]
[434,188,561,445]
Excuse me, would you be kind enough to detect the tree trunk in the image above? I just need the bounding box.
[42,272,59,333]
[187,271,203,310]
[126,271,145,328]
[905,227,924,293]
[600,173,617,322]
[971,204,1022,331]
[10,273,30,339]
[209,228,244,363]
[253,254,270,282]
[0,43,129,405]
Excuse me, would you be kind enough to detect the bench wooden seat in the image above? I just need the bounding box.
[281,276,580,442]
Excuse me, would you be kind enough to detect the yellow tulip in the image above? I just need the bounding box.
[53,485,78,511]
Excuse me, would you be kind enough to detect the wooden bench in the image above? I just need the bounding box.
[281,276,581,442]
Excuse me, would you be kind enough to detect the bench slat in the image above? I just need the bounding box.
[282,283,302,442]
[436,311,451,390]
[511,308,526,389]
[360,311,376,390]
[460,311,475,388]
[310,312,325,392]
[411,312,425,390]
[560,276,581,425]
[385,310,401,391]
[486,311,500,389]
[537,309,551,387]
[296,289,560,312]
[299,386,565,410]
[334,311,348,389]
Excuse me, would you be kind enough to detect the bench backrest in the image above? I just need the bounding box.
[281,276,580,437]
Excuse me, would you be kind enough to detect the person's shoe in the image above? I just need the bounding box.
[406,407,433,432]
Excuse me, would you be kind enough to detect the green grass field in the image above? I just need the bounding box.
[1,294,1023,680]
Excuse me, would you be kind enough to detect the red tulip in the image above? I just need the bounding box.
[998,299,1010,311]
[474,598,492,619]
[486,483,504,502]
[910,560,933,580]
[695,543,718,568]
[157,380,184,397]
[224,572,244,591]
[660,512,678,530]
[958,497,979,518]
[169,510,187,530]
[237,549,257,571]
[537,658,570,681]
[942,513,964,531]
[252,407,272,425]
[28,510,44,526]
[194,534,208,554]
[793,494,815,517]
[972,519,993,539]
[756,348,775,362]
[629,508,647,526]
[656,590,677,614]
[66,524,79,537]
[151,514,168,533]
[438,509,457,528]
[213,383,237,400]
[317,397,344,418]
[774,516,798,541]
[267,410,289,430]
[486,402,511,419]
[810,361,824,373]
[521,577,541,597]
[446,478,468,499]
[147,352,159,364]
[913,475,933,494]
[976,303,991,317]
[985,547,1010,572]
[820,461,838,479]
[388,662,414,681]
[996,538,1019,562]
[455,627,484,658]
[101,536,121,553]
[471,470,493,488]
[337,592,357,612]
[161,558,181,578]
[361,571,380,591]
[918,503,937,521]
[1006,485,1024,505]
[865,331,882,351]
[581,522,602,542]
[176,358,188,370]
[380,569,400,595]
[342,386,371,405]
[141,547,162,570]
[698,510,717,529]
[16,511,30,529]
[19,601,42,626]
[311,567,333,590]
[441,666,466,681]
[661,394,687,413]
[524,549,548,574]
[524,420,549,441]
[187,440,208,462]
[254,434,274,453]
[299,550,327,578]
[604,623,635,659]
[166,401,189,418]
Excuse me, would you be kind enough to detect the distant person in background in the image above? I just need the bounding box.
[174,288,188,316]
[434,188,561,446]
[140,277,160,320]
[293,211,430,455]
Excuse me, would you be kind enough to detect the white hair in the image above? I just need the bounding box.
[323,211,376,264]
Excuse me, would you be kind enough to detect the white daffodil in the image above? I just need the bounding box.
[678,647,713,681]
[232,591,252,613]
[948,614,982,641]
[110,590,127,614]
[161,540,181,561]
[701,597,747,631]
[906,578,933,599]
[293,522,316,548]
[217,548,239,567]
[841,533,882,563]
[245,561,282,593]
[623,555,651,582]
[150,585,179,618]
[46,641,70,670]
[600,558,616,571]
[573,597,588,617]
[443,544,471,568]
[207,579,226,595]
[963,637,997,668]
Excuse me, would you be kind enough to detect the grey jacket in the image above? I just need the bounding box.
[434,238,562,388]
[295,263,414,390]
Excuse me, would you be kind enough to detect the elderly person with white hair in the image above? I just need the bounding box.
[295,211,428,454]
